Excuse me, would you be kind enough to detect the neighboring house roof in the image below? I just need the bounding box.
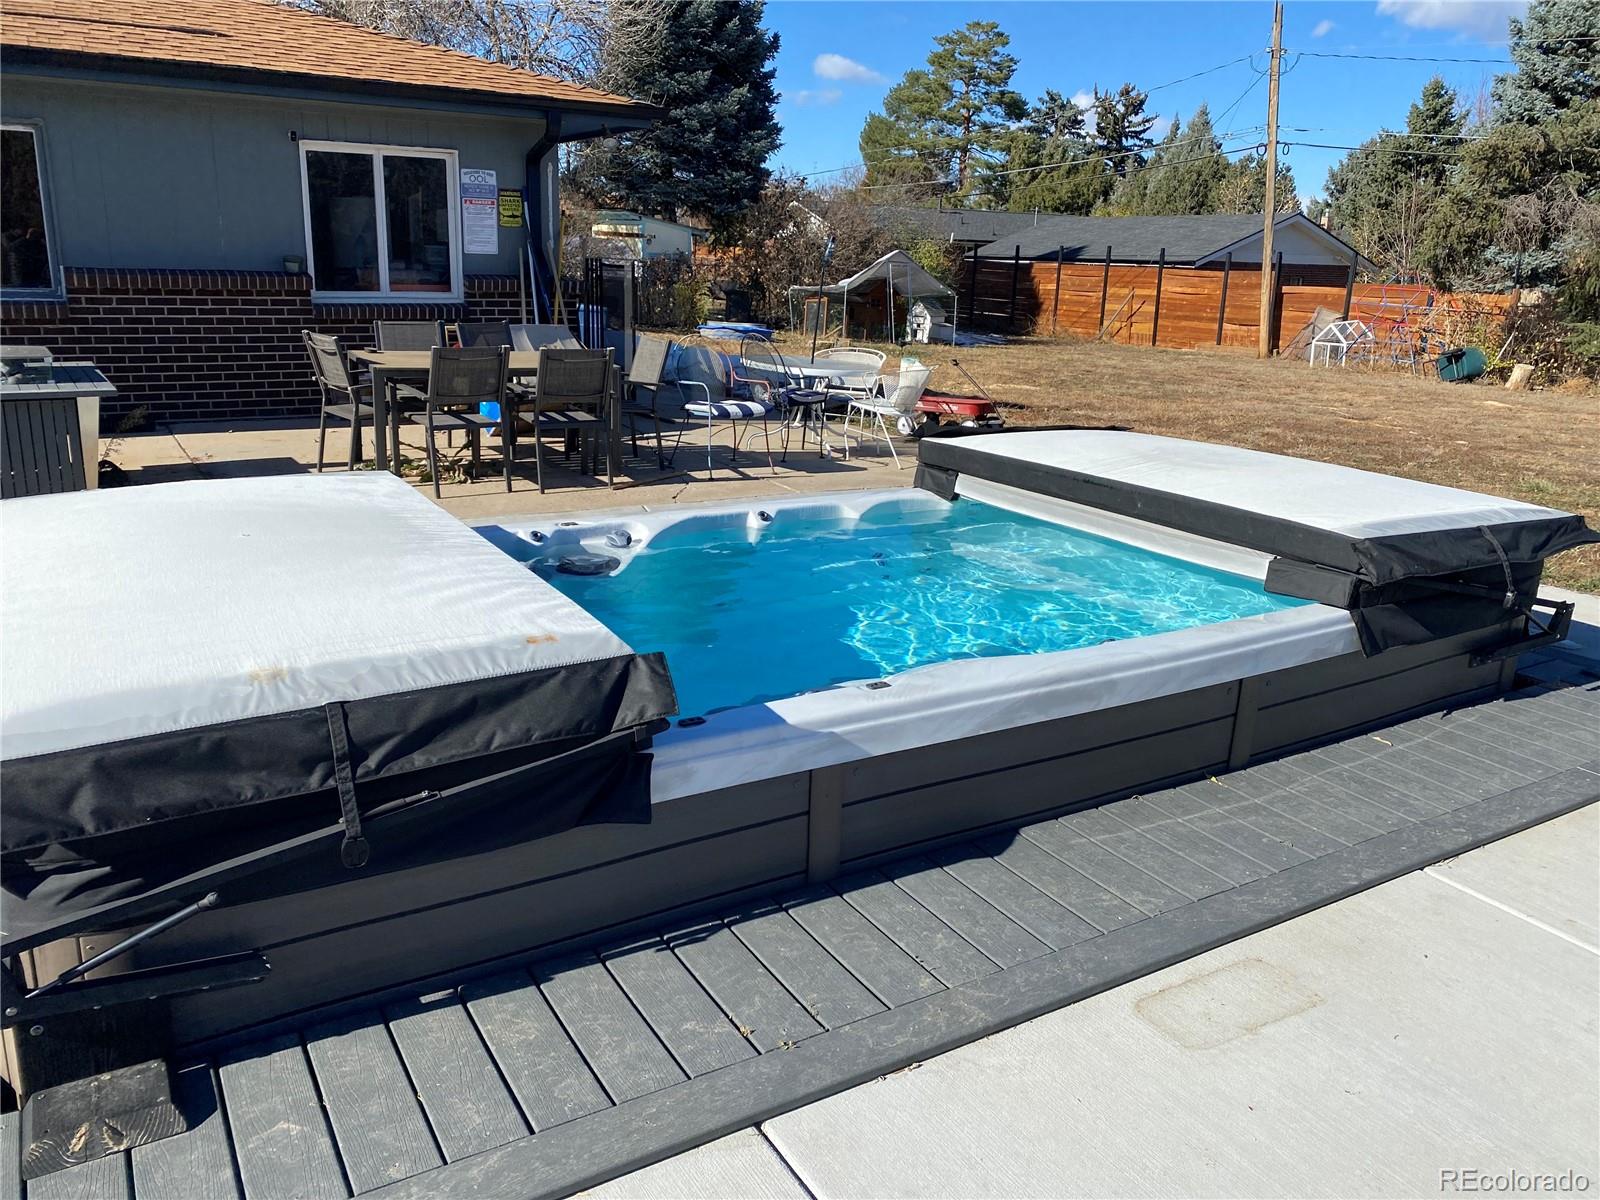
[973,211,1371,268]
[869,206,1052,246]
[0,0,657,119]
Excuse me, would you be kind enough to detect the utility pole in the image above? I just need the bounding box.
[1257,0,1283,359]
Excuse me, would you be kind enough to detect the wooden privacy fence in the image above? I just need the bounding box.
[958,250,1516,355]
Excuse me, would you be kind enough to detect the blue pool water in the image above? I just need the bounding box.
[539,499,1306,717]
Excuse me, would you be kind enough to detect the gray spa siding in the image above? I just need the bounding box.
[2,73,542,278]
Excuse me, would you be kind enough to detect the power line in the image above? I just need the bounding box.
[1291,49,1513,64]
[1144,53,1260,93]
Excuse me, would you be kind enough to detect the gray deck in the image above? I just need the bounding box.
[3,672,1596,1200]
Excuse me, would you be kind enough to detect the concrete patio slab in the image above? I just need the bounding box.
[1426,804,1599,951]
[584,1130,808,1200]
[758,821,1600,1199]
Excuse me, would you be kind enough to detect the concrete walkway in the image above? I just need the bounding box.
[592,804,1600,1199]
[107,417,916,523]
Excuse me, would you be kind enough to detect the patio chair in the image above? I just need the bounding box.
[843,359,933,470]
[509,323,582,351]
[620,334,679,470]
[678,349,776,479]
[524,348,613,493]
[739,337,830,458]
[813,345,887,411]
[303,330,374,472]
[402,345,509,499]
[371,320,445,351]
[455,320,513,348]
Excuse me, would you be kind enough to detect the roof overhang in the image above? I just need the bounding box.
[1196,212,1376,273]
[2,48,663,129]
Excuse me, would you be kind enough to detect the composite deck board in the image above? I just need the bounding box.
[1384,721,1546,792]
[1475,703,1595,759]
[783,888,944,1008]
[1428,717,1583,776]
[833,871,999,986]
[130,1064,241,1200]
[665,922,824,1052]
[2,1110,17,1200]
[929,847,1103,948]
[462,970,611,1132]
[727,907,886,1030]
[1108,798,1268,888]
[1231,774,1386,847]
[1022,817,1193,914]
[385,994,527,1162]
[304,1016,442,1193]
[1305,757,1444,823]
[24,1154,128,1200]
[1185,781,1349,858]
[1144,786,1311,873]
[1064,806,1235,899]
[1239,761,1406,836]
[602,938,759,1076]
[977,833,1150,930]
[536,956,686,1103]
[1334,750,1486,813]
[218,1035,349,1200]
[885,859,1052,968]
[1511,694,1598,738]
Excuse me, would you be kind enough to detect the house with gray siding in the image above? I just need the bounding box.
[0,0,657,421]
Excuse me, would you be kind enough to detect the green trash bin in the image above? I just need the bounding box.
[1437,346,1487,383]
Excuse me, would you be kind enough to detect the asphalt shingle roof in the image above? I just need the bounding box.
[972,212,1302,263]
[0,0,651,114]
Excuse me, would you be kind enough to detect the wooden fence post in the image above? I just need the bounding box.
[1216,252,1232,345]
[1151,247,1166,347]
[1008,245,1022,332]
[1098,245,1112,329]
[1342,249,1358,319]
[1270,250,1284,353]
[1051,246,1064,336]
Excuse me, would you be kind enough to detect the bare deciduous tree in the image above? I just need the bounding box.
[294,0,669,88]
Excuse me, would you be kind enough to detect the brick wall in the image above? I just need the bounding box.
[0,268,523,424]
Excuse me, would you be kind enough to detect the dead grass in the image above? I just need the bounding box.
[775,333,1600,592]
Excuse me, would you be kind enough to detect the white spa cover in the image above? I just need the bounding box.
[940,430,1566,538]
[0,472,637,760]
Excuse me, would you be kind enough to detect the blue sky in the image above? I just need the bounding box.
[763,1,1528,201]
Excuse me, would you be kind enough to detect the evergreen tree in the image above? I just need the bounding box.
[1027,89,1087,143]
[857,21,1026,196]
[995,89,1109,214]
[1491,0,1600,122]
[1091,84,1159,175]
[1102,116,1179,214]
[1215,153,1300,215]
[575,0,780,230]
[1142,104,1228,215]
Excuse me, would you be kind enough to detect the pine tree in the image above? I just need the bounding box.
[575,0,780,230]
[856,21,1026,197]
[1491,0,1600,122]
[1091,84,1158,176]
[993,90,1108,214]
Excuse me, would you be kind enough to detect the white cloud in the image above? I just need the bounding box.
[1312,18,1336,37]
[789,88,843,107]
[813,53,885,84]
[1071,89,1096,135]
[1374,0,1526,42]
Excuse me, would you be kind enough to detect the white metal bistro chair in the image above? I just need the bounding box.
[843,360,932,469]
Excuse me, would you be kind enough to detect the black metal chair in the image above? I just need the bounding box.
[522,348,613,493]
[371,320,445,351]
[303,330,374,472]
[403,346,509,498]
[510,324,582,351]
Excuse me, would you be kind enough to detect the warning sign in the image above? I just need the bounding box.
[498,189,524,228]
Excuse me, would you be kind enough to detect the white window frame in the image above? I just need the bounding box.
[298,140,463,303]
[2,121,65,300]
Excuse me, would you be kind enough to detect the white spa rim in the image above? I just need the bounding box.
[474,487,1362,802]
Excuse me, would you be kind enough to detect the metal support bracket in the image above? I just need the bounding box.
[1470,598,1575,668]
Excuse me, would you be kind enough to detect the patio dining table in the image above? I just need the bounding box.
[349,348,550,475]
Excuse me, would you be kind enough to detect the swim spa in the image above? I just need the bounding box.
[2,431,1591,1148]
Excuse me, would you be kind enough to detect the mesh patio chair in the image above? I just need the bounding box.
[303,330,374,472]
[510,324,582,351]
[455,320,513,348]
[842,359,933,469]
[525,348,613,493]
[371,320,445,351]
[620,334,679,470]
[812,345,886,411]
[402,345,509,498]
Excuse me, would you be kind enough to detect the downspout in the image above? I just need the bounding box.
[524,112,564,323]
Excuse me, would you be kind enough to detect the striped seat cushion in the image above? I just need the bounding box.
[684,398,771,420]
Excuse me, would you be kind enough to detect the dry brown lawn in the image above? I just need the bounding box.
[767,333,1600,591]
